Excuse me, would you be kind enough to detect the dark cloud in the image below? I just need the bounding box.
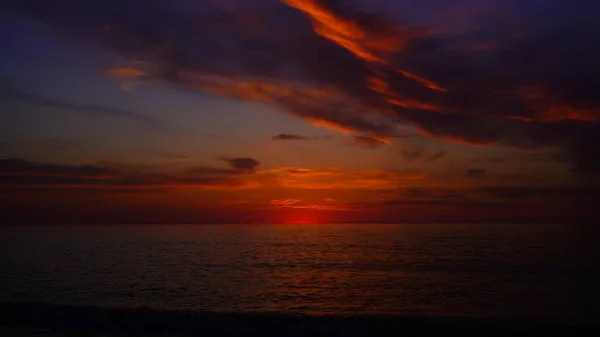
[427,150,447,162]
[349,183,600,213]
[349,136,388,149]
[0,158,115,177]
[466,168,487,178]
[478,186,600,201]
[405,188,468,202]
[377,199,501,209]
[399,149,422,161]
[0,158,257,190]
[1,0,599,170]
[348,195,503,210]
[0,84,167,130]
[399,148,446,162]
[271,134,334,141]
[224,157,260,171]
[271,133,309,141]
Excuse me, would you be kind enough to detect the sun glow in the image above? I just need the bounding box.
[284,214,321,224]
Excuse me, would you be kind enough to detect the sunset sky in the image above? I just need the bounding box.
[1,0,599,224]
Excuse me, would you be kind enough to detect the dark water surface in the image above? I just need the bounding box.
[1,223,598,320]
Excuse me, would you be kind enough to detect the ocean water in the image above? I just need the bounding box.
[0,223,598,320]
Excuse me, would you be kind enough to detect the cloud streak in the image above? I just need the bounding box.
[466,168,487,178]
[264,166,426,190]
[0,84,168,130]
[0,158,261,191]
[271,133,310,141]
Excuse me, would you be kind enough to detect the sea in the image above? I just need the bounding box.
[1,223,598,321]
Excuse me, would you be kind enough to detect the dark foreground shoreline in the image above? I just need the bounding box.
[0,302,597,336]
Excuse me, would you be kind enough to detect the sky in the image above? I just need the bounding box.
[0,0,599,224]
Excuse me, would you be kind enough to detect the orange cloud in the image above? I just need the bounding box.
[104,67,146,78]
[283,0,390,63]
[304,117,355,134]
[263,167,427,190]
[396,69,447,92]
[285,0,444,94]
[187,76,329,104]
[176,73,394,135]
[387,98,443,112]
[414,128,499,147]
[269,197,355,211]
[277,204,353,211]
[367,75,444,115]
[539,105,599,122]
[371,135,392,144]
[271,198,303,206]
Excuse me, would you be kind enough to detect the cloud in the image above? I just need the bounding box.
[346,190,503,210]
[265,166,426,189]
[1,0,600,170]
[271,133,333,141]
[0,158,260,191]
[373,199,501,209]
[270,198,350,210]
[270,198,302,206]
[404,188,468,202]
[399,149,422,161]
[348,184,600,211]
[224,157,260,171]
[478,186,600,202]
[399,148,446,162]
[0,84,168,131]
[271,133,309,141]
[0,158,115,178]
[1,158,430,193]
[427,150,447,162]
[465,168,487,178]
[348,135,390,149]
[291,205,350,210]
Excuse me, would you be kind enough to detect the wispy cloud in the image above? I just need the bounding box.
[264,166,427,190]
[271,133,310,141]
[399,148,447,162]
[271,133,334,141]
[270,198,302,206]
[466,168,487,178]
[347,135,391,149]
[427,150,447,162]
[0,84,167,130]
[0,158,261,192]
